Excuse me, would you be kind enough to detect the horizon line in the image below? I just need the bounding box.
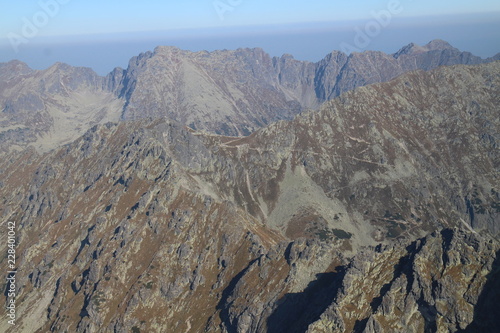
[2,39,499,76]
[2,11,500,43]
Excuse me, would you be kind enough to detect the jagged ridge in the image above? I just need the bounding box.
[1,40,498,153]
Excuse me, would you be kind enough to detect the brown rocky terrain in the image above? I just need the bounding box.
[0,119,283,332]
[0,60,499,332]
[218,228,500,333]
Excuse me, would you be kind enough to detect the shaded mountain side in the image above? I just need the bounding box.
[1,40,498,153]
[216,228,500,333]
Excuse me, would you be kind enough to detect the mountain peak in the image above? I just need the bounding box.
[48,61,73,71]
[2,59,29,68]
[393,39,458,58]
[424,39,457,51]
[393,42,426,58]
[0,59,32,74]
[281,53,295,60]
[153,45,183,56]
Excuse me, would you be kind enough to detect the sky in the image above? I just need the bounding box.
[1,0,500,75]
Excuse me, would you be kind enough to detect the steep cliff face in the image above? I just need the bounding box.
[2,40,497,154]
[113,40,496,136]
[113,46,301,136]
[0,62,499,332]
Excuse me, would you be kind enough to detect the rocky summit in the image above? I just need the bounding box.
[0,42,499,333]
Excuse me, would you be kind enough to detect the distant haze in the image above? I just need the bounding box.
[1,13,499,75]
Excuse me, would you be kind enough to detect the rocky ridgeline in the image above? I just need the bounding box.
[217,228,500,333]
[113,40,497,136]
[0,119,284,332]
[1,40,499,153]
[0,62,499,332]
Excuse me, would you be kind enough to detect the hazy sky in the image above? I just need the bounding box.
[1,0,500,74]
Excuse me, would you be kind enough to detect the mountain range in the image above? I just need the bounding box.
[1,39,499,154]
[0,40,499,332]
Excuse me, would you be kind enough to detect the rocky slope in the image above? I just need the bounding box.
[111,39,498,136]
[1,40,498,153]
[196,61,500,242]
[219,228,500,333]
[0,119,284,332]
[0,62,499,332]
[0,61,122,154]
